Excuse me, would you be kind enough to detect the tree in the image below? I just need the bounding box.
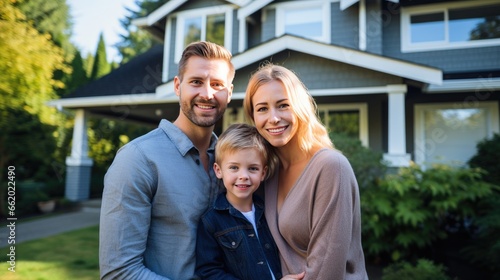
[15,0,75,98]
[0,0,66,216]
[66,50,89,94]
[470,17,500,41]
[116,0,165,64]
[90,33,111,80]
[0,0,65,118]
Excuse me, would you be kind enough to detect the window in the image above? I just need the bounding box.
[275,1,331,43]
[414,102,499,167]
[174,6,233,62]
[318,103,369,147]
[402,1,500,52]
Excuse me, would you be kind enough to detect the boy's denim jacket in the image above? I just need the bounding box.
[195,192,282,280]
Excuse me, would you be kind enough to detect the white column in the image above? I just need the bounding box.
[65,109,93,201]
[238,17,247,53]
[359,0,366,51]
[66,109,93,167]
[383,85,411,167]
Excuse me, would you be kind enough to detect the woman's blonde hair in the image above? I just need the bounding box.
[243,63,333,153]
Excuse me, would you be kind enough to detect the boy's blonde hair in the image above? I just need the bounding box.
[215,123,277,180]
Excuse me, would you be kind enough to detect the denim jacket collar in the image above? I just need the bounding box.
[213,193,265,222]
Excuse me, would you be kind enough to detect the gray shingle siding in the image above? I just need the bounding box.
[234,50,401,91]
[365,0,383,55]
[231,10,239,54]
[262,8,276,42]
[331,2,358,49]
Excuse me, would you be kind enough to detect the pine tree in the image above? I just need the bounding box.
[90,33,111,80]
[66,50,89,94]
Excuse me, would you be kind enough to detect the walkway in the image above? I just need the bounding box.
[1,199,101,248]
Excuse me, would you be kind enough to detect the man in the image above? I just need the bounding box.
[99,41,235,279]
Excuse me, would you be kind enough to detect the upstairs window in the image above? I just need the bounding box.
[402,1,500,52]
[175,6,233,62]
[275,1,331,43]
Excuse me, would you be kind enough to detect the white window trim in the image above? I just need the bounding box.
[273,0,331,43]
[414,101,499,166]
[317,103,369,147]
[174,5,233,63]
[401,0,500,53]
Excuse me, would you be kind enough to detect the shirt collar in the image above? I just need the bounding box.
[159,119,217,156]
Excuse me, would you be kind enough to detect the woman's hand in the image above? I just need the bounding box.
[280,271,305,280]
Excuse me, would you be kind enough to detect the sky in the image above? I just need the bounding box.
[67,0,140,62]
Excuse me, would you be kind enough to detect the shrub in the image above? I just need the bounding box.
[361,163,497,262]
[468,133,500,186]
[330,133,387,189]
[382,259,450,280]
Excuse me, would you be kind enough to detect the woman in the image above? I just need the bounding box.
[243,63,368,280]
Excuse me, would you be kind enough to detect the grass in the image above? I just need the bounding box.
[0,225,99,280]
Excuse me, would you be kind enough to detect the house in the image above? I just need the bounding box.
[48,0,500,201]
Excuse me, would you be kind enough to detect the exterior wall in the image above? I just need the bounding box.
[365,0,383,55]
[261,8,276,42]
[233,50,402,92]
[331,2,359,49]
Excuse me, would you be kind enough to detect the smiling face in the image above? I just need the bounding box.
[251,80,298,149]
[214,148,267,210]
[174,56,233,128]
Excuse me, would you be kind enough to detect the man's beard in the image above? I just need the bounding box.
[180,97,226,127]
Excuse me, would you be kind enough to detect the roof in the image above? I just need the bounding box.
[64,44,164,98]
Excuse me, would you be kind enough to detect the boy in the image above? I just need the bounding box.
[195,123,282,279]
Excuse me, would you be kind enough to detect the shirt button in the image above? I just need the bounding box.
[231,241,236,247]
[265,243,271,249]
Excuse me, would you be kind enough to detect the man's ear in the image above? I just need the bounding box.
[174,76,181,96]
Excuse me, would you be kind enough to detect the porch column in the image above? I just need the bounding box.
[383,85,411,167]
[65,109,93,201]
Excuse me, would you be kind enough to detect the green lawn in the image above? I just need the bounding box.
[0,225,99,280]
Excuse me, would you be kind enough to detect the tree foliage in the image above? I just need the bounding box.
[90,33,111,80]
[361,163,498,262]
[0,0,65,119]
[116,0,165,64]
[0,0,69,215]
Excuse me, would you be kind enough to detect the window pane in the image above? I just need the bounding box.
[410,13,445,43]
[285,8,322,39]
[206,14,225,46]
[423,109,488,166]
[449,5,500,42]
[326,110,359,139]
[184,17,201,47]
